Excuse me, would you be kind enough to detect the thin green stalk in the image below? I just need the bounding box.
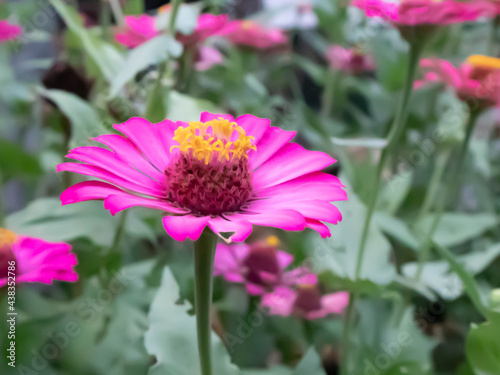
[194,228,218,375]
[321,69,337,117]
[99,0,111,41]
[169,0,183,35]
[341,42,422,375]
[415,110,480,280]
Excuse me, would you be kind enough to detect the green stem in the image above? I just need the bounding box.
[99,0,111,41]
[194,228,218,375]
[415,110,480,281]
[321,69,337,117]
[169,0,183,35]
[341,42,422,375]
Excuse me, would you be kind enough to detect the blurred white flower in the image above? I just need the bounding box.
[262,0,318,30]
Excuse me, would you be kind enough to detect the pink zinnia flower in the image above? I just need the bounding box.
[0,229,78,287]
[220,20,288,49]
[353,0,489,27]
[325,45,375,74]
[262,284,349,319]
[58,112,346,242]
[115,14,158,48]
[178,14,228,46]
[214,236,317,295]
[415,55,500,109]
[195,46,224,71]
[0,20,22,43]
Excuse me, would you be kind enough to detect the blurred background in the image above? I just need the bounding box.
[1,0,500,375]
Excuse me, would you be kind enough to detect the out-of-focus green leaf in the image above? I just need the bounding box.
[49,0,124,81]
[466,320,500,375]
[0,137,42,181]
[167,91,220,122]
[6,198,154,246]
[375,213,419,250]
[109,35,183,98]
[292,348,326,375]
[38,88,103,148]
[309,184,395,286]
[144,267,240,375]
[416,213,498,247]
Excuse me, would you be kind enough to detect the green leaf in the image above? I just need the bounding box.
[38,88,103,148]
[0,137,42,181]
[167,91,220,122]
[432,242,488,317]
[467,320,500,375]
[6,198,154,247]
[375,213,419,251]
[308,184,395,286]
[49,0,124,81]
[292,348,327,375]
[417,213,498,247]
[109,34,183,98]
[145,267,240,375]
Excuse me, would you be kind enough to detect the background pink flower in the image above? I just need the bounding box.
[415,57,500,109]
[0,20,22,43]
[115,14,158,48]
[353,0,490,26]
[178,14,228,46]
[325,45,375,74]
[0,229,78,287]
[58,112,346,242]
[214,236,317,295]
[220,20,288,49]
[195,46,224,71]
[262,285,349,319]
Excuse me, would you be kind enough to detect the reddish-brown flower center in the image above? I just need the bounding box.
[165,118,255,216]
[0,229,17,279]
[293,284,322,313]
[243,244,281,287]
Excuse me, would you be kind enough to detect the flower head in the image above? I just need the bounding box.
[415,56,500,109]
[325,45,375,75]
[261,284,349,319]
[214,236,317,295]
[58,112,346,242]
[195,46,224,71]
[0,228,78,287]
[115,14,158,48]
[178,14,228,46]
[220,20,288,49]
[0,20,22,43]
[353,0,489,27]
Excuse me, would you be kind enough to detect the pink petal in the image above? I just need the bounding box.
[208,217,253,242]
[249,126,296,169]
[114,117,173,171]
[103,194,188,215]
[305,219,331,238]
[214,243,245,279]
[200,112,235,123]
[234,114,271,146]
[255,172,347,202]
[252,143,336,189]
[57,163,162,197]
[305,292,349,319]
[65,146,164,191]
[162,215,210,241]
[231,209,306,232]
[261,287,296,316]
[60,180,125,205]
[283,267,318,285]
[247,283,266,295]
[277,251,293,269]
[93,134,164,180]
